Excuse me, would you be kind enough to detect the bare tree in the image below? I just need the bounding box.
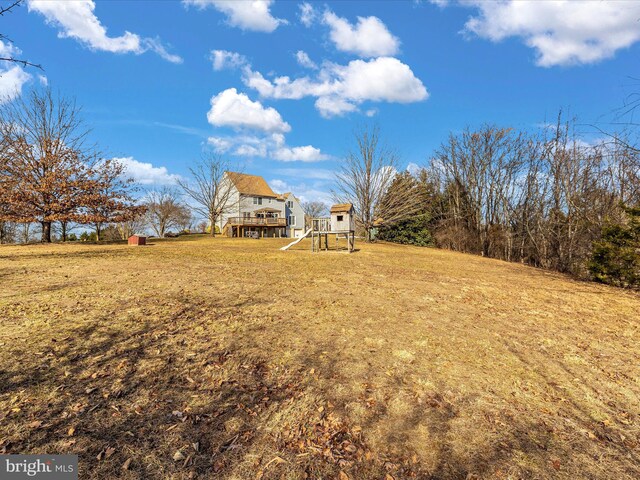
[302,200,328,228]
[177,153,238,237]
[421,115,639,278]
[86,159,145,241]
[144,187,191,238]
[0,1,42,70]
[302,201,328,218]
[117,216,147,240]
[333,126,421,241]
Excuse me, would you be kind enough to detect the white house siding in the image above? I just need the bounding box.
[216,173,309,238]
[284,195,306,238]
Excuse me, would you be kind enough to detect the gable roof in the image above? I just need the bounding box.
[330,203,353,213]
[275,192,298,202]
[226,172,277,198]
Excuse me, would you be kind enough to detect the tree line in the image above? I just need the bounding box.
[0,89,143,243]
[335,120,639,286]
[0,89,207,244]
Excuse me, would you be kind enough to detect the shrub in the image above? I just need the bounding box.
[589,205,640,288]
[376,213,434,247]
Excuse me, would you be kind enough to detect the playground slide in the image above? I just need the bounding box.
[280,229,313,251]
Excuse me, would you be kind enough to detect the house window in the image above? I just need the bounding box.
[243,212,251,218]
[337,215,344,221]
[286,200,293,208]
[289,215,296,226]
[253,197,262,205]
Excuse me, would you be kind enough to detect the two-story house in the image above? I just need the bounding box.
[217,172,305,238]
[281,192,306,238]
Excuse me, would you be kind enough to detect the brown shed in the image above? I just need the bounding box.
[128,235,146,246]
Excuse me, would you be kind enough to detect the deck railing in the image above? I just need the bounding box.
[311,217,331,232]
[227,217,287,226]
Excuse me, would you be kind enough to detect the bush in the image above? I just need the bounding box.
[79,231,97,242]
[588,205,640,288]
[376,213,434,247]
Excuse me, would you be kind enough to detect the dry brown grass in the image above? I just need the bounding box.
[0,235,639,479]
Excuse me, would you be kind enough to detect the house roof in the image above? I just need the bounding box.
[330,203,353,213]
[275,192,295,201]
[226,171,277,198]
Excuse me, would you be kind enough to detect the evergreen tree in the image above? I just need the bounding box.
[589,205,640,287]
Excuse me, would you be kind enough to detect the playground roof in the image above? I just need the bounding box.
[226,172,277,198]
[330,203,353,213]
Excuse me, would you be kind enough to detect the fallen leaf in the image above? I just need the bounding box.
[67,426,76,436]
[339,471,349,480]
[263,456,287,470]
[173,450,185,461]
[28,420,42,429]
[105,447,116,458]
[122,458,132,471]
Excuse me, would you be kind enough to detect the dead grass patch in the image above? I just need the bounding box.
[0,236,639,479]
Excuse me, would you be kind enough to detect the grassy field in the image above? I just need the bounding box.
[0,235,638,479]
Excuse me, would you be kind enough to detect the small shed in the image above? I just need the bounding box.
[128,235,146,246]
[330,203,355,232]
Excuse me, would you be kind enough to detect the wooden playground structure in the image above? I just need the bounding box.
[280,203,356,253]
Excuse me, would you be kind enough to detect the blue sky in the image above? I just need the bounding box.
[4,0,640,204]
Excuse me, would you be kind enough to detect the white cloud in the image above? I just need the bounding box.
[272,145,330,162]
[314,96,358,118]
[462,1,640,67]
[235,143,266,157]
[298,2,316,27]
[116,156,181,185]
[243,56,428,117]
[207,132,329,163]
[207,88,291,133]
[0,40,21,58]
[295,50,317,70]
[28,0,181,62]
[143,38,183,64]
[210,50,247,70]
[323,10,400,57]
[365,108,378,117]
[267,178,333,204]
[0,66,32,103]
[207,136,233,152]
[0,42,32,103]
[38,75,48,86]
[183,0,284,32]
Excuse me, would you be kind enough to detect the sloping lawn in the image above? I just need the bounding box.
[1,235,638,479]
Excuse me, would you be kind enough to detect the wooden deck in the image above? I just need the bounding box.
[227,217,287,227]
